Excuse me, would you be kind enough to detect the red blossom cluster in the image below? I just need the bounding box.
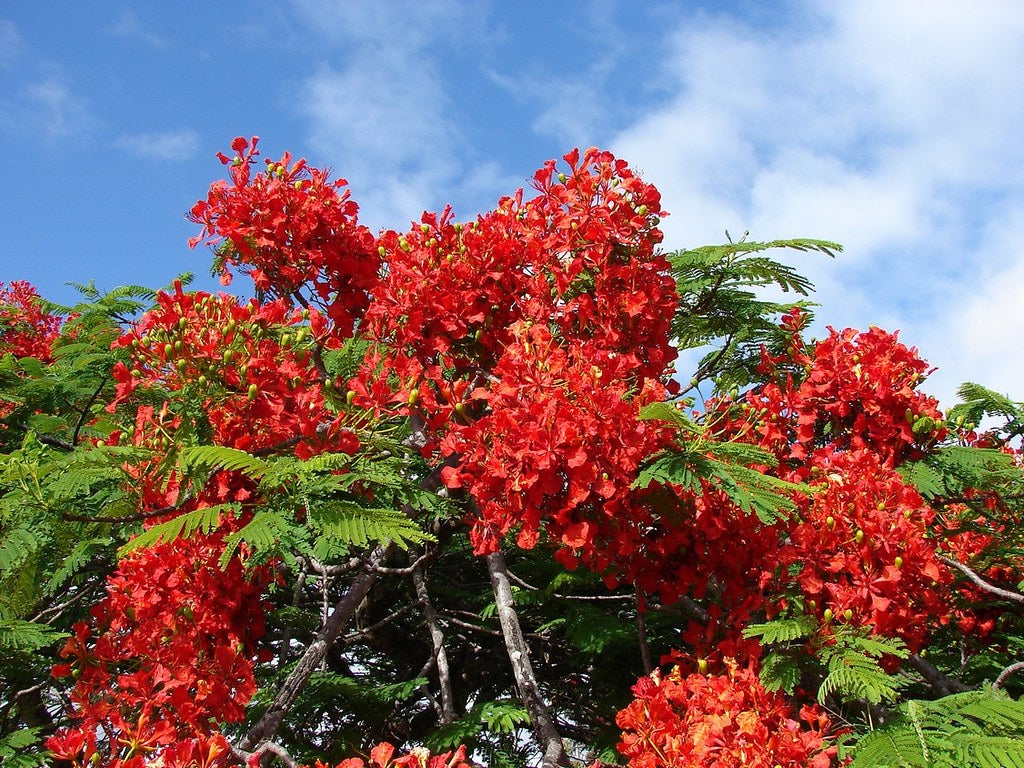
[47,524,271,768]
[748,314,945,467]
[188,136,379,341]
[0,280,62,362]
[354,148,678,564]
[781,448,950,651]
[48,280,364,764]
[109,283,357,457]
[306,742,472,768]
[616,657,838,768]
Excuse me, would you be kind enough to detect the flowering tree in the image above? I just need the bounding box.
[2,139,1024,768]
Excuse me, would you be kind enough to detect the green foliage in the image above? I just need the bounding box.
[899,445,1023,501]
[636,411,809,523]
[0,619,67,652]
[668,237,840,390]
[949,383,1024,441]
[0,727,48,768]
[427,700,530,751]
[119,504,232,556]
[743,615,816,645]
[818,632,908,706]
[851,688,1024,768]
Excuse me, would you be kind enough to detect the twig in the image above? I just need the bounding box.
[939,555,1024,604]
[72,376,109,446]
[442,613,501,638]
[995,661,1024,690]
[506,568,636,601]
[369,549,433,575]
[340,601,421,643]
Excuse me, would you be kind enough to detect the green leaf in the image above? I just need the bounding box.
[0,619,68,652]
[119,503,231,556]
[743,615,816,644]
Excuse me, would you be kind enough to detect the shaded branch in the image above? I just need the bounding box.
[995,660,1024,691]
[939,555,1024,604]
[412,551,456,723]
[240,544,391,750]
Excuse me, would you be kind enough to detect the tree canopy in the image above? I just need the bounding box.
[2,139,1023,768]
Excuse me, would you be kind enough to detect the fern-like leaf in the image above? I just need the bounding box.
[0,619,68,652]
[119,503,231,555]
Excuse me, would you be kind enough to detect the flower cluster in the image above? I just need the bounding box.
[110,283,357,457]
[0,280,62,362]
[616,656,838,768]
[354,148,678,563]
[47,525,271,768]
[749,317,945,468]
[782,448,950,651]
[306,742,471,768]
[189,136,379,341]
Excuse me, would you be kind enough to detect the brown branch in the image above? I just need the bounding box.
[252,436,302,457]
[412,551,456,723]
[487,547,570,768]
[442,612,501,637]
[72,376,109,445]
[240,544,391,750]
[939,555,1024,604]
[61,491,198,524]
[369,549,433,575]
[506,568,636,601]
[995,660,1024,690]
[636,588,653,675]
[907,654,968,696]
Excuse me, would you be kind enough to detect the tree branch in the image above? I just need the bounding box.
[412,552,456,724]
[907,654,968,696]
[487,547,569,768]
[240,544,391,750]
[636,588,653,675]
[995,660,1024,690]
[939,555,1024,604]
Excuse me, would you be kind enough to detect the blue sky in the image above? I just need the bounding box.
[2,1,1022,407]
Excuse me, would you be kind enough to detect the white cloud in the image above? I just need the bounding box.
[115,130,200,161]
[609,0,1024,407]
[0,20,22,66]
[108,11,168,48]
[291,0,491,230]
[0,76,93,140]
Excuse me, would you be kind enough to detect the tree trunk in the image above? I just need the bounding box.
[486,547,570,768]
